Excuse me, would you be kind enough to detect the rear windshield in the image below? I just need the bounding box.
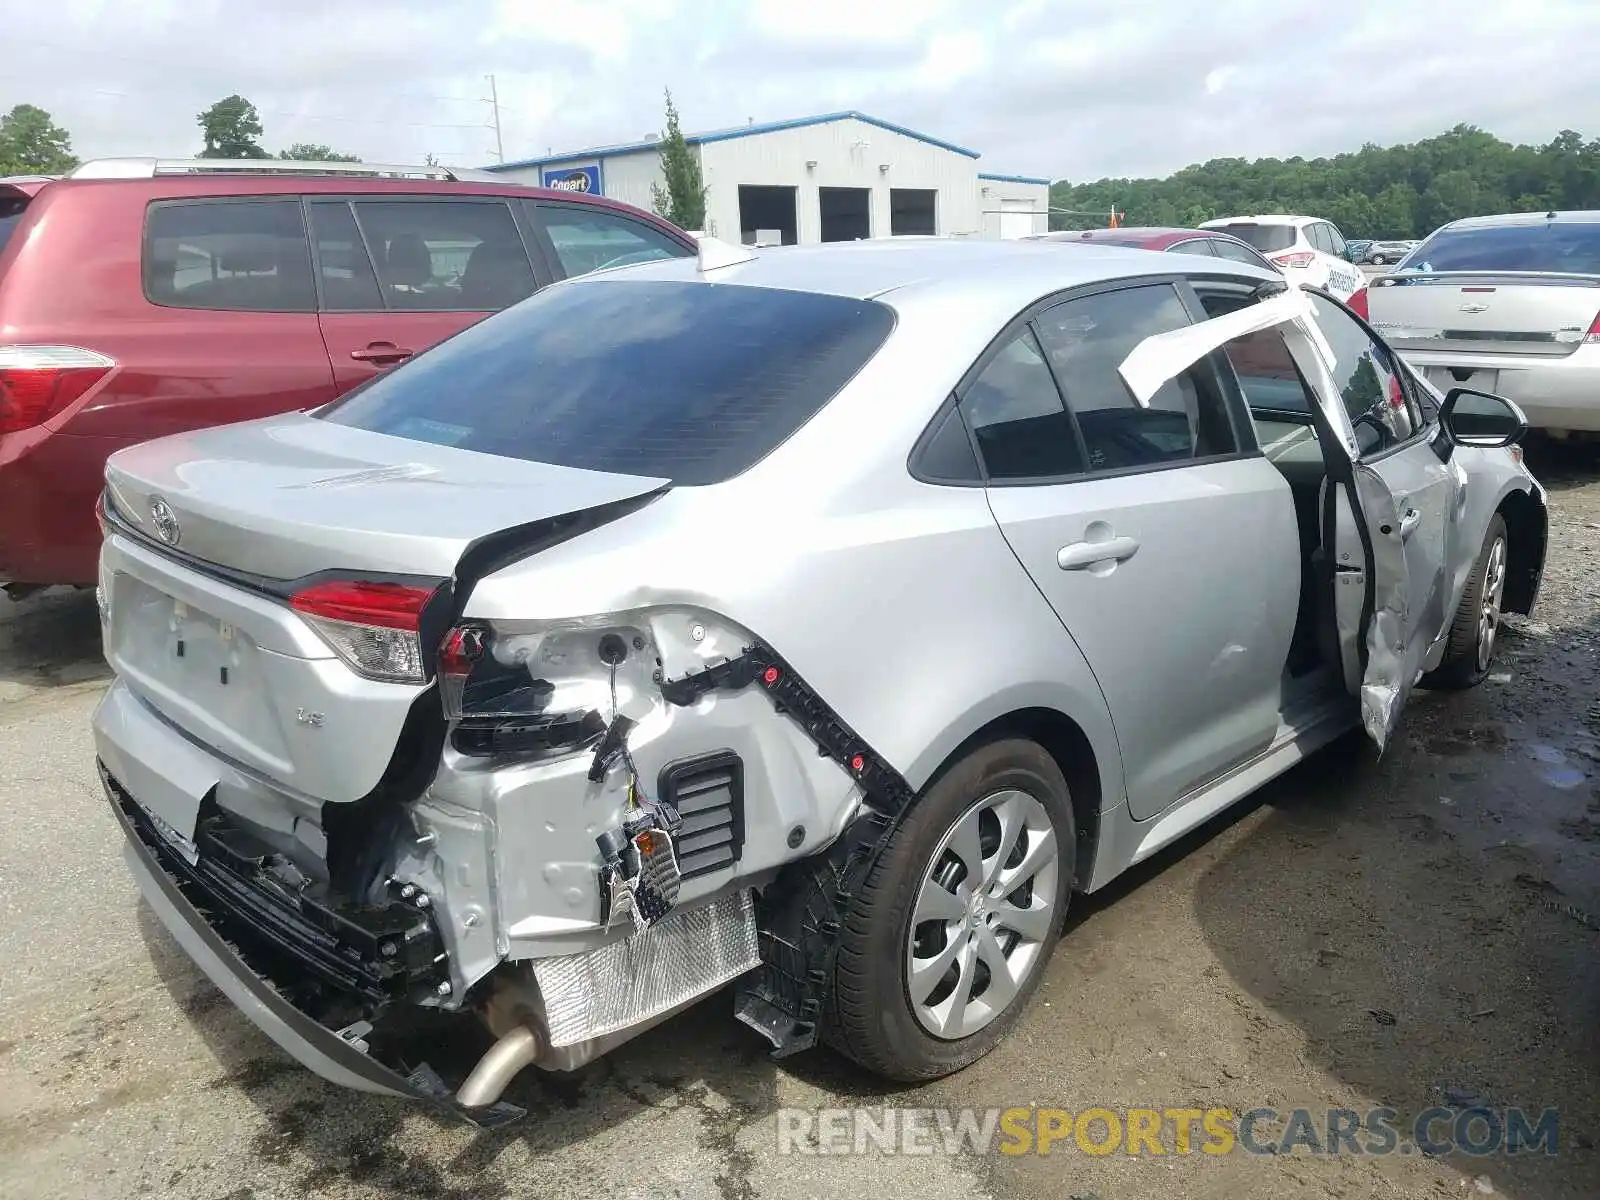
[0,196,28,258]
[319,279,895,485]
[1209,223,1295,253]
[1401,222,1600,274]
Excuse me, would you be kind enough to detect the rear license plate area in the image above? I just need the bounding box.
[1425,366,1498,394]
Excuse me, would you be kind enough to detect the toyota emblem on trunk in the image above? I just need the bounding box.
[149,497,181,546]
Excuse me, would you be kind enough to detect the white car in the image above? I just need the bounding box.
[1201,215,1366,301]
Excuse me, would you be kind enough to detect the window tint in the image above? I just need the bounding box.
[1210,237,1274,269]
[350,200,535,311]
[915,404,982,482]
[1324,223,1347,256]
[1222,327,1316,415]
[1404,221,1600,273]
[1036,285,1237,471]
[0,196,28,258]
[319,280,892,486]
[1168,239,1216,256]
[537,205,690,277]
[1210,222,1295,253]
[1307,293,1416,454]
[144,200,314,312]
[962,328,1084,480]
[308,202,382,311]
[1305,223,1331,253]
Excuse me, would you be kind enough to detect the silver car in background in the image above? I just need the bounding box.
[93,237,1546,1125]
[1369,211,1600,434]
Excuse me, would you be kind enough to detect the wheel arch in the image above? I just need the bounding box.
[918,706,1105,892]
[1496,485,1546,615]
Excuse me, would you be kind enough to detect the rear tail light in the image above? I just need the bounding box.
[290,580,438,683]
[1585,310,1600,344]
[1271,251,1316,270]
[0,345,115,435]
[1346,286,1369,320]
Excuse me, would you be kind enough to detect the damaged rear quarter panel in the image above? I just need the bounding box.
[458,311,1126,828]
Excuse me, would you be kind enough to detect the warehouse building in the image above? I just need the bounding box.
[485,110,1050,244]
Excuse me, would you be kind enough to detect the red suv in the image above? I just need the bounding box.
[0,159,696,591]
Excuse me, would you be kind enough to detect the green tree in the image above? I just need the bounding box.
[278,143,361,162]
[198,95,268,159]
[649,89,706,231]
[0,104,78,175]
[1047,125,1600,239]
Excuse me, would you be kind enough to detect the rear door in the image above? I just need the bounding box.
[310,195,546,393]
[525,200,695,279]
[975,281,1302,820]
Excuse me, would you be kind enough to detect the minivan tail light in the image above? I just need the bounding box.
[1271,251,1316,269]
[1346,287,1369,320]
[0,345,115,435]
[290,580,438,683]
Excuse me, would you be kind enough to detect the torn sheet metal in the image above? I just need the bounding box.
[1118,287,1325,407]
[1352,463,1412,753]
[533,888,759,1047]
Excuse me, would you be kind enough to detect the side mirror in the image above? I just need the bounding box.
[1441,387,1527,448]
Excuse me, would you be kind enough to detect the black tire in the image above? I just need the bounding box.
[1422,513,1508,690]
[1370,254,1386,265]
[823,738,1074,1081]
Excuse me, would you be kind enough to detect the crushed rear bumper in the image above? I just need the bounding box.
[104,767,527,1128]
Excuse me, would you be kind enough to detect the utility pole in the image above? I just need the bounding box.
[486,74,504,163]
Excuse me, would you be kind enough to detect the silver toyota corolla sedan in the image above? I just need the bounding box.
[92,236,1547,1125]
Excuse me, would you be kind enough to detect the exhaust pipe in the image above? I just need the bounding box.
[456,1024,543,1109]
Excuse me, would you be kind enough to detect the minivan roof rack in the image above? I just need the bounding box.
[69,158,502,184]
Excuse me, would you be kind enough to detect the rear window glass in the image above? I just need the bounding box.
[1210,223,1295,253]
[1402,222,1600,274]
[0,196,28,257]
[145,200,315,312]
[318,279,894,485]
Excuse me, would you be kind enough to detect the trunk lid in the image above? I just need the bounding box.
[1368,271,1600,358]
[101,413,668,804]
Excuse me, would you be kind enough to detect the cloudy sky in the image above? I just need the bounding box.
[8,0,1600,182]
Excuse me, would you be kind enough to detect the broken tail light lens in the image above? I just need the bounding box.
[1271,251,1316,270]
[439,609,755,760]
[0,345,116,435]
[290,580,438,683]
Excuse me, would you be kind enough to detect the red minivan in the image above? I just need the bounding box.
[0,159,697,590]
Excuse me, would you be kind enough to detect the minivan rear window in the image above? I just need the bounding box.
[0,196,28,258]
[1210,223,1296,253]
[319,279,895,485]
[1402,221,1600,274]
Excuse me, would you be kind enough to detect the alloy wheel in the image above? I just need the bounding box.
[1476,536,1507,673]
[905,789,1059,1040]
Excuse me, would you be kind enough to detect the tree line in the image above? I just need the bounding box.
[1049,125,1600,239]
[0,95,368,175]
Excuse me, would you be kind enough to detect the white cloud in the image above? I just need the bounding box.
[3,0,1598,181]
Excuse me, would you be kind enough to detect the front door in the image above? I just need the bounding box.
[973,282,1302,821]
[307,196,544,394]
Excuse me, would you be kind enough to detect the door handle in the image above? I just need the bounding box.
[1399,508,1421,540]
[350,342,414,365]
[1058,536,1140,571]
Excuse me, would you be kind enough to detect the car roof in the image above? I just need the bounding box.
[573,237,1275,325]
[1202,215,1318,227]
[1438,210,1600,231]
[1032,227,1219,249]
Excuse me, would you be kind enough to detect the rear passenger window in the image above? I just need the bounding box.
[962,328,1085,480]
[350,200,536,311]
[145,200,315,312]
[308,202,383,311]
[1035,285,1238,471]
[536,205,691,277]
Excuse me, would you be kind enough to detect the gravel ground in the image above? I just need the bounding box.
[0,440,1596,1200]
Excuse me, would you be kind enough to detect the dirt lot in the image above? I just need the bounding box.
[1,442,1596,1200]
